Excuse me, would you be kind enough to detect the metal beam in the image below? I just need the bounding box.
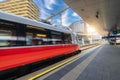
[45,6,69,20]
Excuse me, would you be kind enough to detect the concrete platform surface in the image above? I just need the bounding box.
[36,44,120,80]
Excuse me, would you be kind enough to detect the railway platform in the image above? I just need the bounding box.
[16,43,120,80]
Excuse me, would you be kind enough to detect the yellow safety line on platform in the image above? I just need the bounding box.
[28,54,81,80]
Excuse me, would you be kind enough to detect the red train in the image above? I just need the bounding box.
[0,11,80,78]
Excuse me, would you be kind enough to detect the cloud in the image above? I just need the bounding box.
[61,9,70,26]
[53,19,61,26]
[34,0,52,19]
[44,0,57,10]
[40,9,50,19]
[72,12,83,20]
[34,0,58,19]
[51,9,70,27]
[72,12,79,17]
[56,19,60,23]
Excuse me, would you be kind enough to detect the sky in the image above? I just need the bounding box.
[33,0,83,27]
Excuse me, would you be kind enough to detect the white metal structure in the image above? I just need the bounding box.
[45,6,69,21]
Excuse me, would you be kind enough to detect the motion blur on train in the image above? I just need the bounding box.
[0,11,80,79]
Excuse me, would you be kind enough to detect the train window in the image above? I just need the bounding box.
[0,31,11,47]
[52,35,62,44]
[33,33,47,45]
[71,33,79,44]
[0,30,17,47]
[64,34,72,44]
[51,31,62,44]
[26,25,49,45]
[26,33,33,46]
[0,20,27,47]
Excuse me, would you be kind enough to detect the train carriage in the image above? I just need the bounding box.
[0,10,80,79]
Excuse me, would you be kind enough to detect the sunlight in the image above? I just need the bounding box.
[87,24,96,33]
[88,27,96,32]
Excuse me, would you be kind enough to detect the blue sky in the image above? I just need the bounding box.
[33,0,83,27]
